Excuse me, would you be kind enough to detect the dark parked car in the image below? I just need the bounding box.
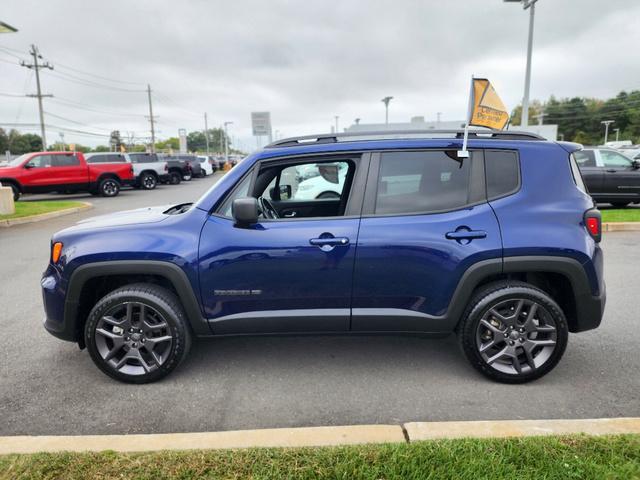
[575,147,640,207]
[42,130,604,384]
[158,154,194,183]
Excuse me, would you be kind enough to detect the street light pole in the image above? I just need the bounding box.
[381,96,393,125]
[601,120,614,145]
[334,115,339,133]
[614,128,620,142]
[204,112,210,156]
[505,0,538,127]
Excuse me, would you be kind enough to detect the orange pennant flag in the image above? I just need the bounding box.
[469,78,509,130]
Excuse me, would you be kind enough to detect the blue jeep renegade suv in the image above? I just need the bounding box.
[41,130,605,384]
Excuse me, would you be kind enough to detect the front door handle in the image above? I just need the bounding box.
[309,236,350,246]
[605,169,617,173]
[283,211,297,217]
[446,228,487,244]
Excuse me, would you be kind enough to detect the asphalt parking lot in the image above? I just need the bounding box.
[0,175,638,436]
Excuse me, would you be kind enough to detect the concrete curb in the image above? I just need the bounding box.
[0,418,638,454]
[404,417,640,441]
[0,425,405,454]
[0,202,92,227]
[603,222,640,232]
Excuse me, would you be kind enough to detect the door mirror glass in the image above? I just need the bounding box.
[232,197,259,225]
[24,162,34,169]
[278,184,292,200]
[632,160,640,170]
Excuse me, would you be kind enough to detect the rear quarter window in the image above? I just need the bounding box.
[484,150,520,200]
[570,153,588,194]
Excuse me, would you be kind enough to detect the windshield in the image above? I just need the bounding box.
[5,154,31,167]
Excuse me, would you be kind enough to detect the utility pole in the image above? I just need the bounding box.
[381,96,393,125]
[601,120,614,144]
[59,132,65,151]
[534,110,546,125]
[21,44,53,149]
[224,121,233,164]
[204,112,210,156]
[146,84,156,153]
[614,128,620,142]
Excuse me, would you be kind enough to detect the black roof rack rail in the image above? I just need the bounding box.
[265,129,545,148]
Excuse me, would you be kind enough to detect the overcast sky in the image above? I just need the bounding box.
[1,0,639,149]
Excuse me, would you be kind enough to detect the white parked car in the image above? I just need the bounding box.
[292,163,347,200]
[196,156,214,176]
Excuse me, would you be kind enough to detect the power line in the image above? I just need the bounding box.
[49,97,146,118]
[45,70,145,93]
[55,63,146,86]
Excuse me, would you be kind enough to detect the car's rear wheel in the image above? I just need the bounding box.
[611,202,629,208]
[458,281,568,383]
[8,183,20,201]
[140,172,157,190]
[169,171,181,184]
[85,283,191,384]
[99,178,121,197]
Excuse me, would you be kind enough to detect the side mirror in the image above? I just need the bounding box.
[268,184,292,200]
[232,197,259,226]
[632,160,640,170]
[24,162,34,169]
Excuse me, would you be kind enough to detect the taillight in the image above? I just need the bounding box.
[164,164,168,172]
[584,209,602,243]
[52,242,63,263]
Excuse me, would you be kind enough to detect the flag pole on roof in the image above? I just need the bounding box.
[458,75,475,158]
[458,76,510,158]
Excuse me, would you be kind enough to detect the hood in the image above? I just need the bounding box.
[69,204,174,230]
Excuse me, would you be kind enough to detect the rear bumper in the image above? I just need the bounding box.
[573,280,606,332]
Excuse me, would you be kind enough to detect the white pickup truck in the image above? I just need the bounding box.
[85,152,169,190]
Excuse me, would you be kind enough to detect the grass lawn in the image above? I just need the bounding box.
[0,201,85,221]
[1,434,638,480]
[601,208,640,223]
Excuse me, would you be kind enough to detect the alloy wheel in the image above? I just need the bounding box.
[475,298,558,375]
[143,174,156,189]
[102,180,118,196]
[94,301,174,376]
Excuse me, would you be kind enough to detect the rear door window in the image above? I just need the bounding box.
[52,154,80,167]
[574,150,596,167]
[373,150,483,215]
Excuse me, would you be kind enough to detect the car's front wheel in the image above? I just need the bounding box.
[458,281,568,383]
[85,283,192,383]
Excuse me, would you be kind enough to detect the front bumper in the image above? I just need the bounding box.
[41,266,77,343]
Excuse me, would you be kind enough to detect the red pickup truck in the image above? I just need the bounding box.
[0,151,135,201]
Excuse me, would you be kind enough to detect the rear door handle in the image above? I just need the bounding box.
[309,237,350,246]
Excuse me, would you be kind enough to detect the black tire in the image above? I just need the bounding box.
[7,183,20,201]
[457,280,568,384]
[316,191,340,199]
[611,202,629,208]
[99,177,121,197]
[182,173,192,181]
[84,283,192,384]
[169,171,181,185]
[140,172,158,190]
